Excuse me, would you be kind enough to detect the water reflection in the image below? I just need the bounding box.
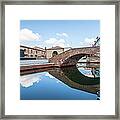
[48,66,100,95]
[20,74,41,87]
[77,62,100,77]
[20,65,100,100]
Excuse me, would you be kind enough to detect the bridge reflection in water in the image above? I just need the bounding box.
[48,66,100,96]
[20,64,100,100]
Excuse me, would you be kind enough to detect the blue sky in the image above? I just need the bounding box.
[20,20,100,48]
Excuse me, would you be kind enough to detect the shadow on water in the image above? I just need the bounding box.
[48,66,100,96]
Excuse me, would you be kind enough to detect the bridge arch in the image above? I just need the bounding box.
[49,47,100,67]
[60,53,90,67]
[52,51,58,57]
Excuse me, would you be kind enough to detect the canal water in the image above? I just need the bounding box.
[20,59,48,66]
[20,60,100,100]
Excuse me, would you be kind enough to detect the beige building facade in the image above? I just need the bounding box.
[20,45,64,59]
[46,46,64,59]
[20,45,46,59]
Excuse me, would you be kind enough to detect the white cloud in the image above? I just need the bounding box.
[53,39,65,47]
[62,33,68,37]
[45,37,70,48]
[45,38,57,44]
[80,37,95,47]
[20,75,41,88]
[45,73,55,79]
[56,33,61,36]
[20,28,41,41]
[56,32,68,37]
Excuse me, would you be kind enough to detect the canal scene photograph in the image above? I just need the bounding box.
[20,20,100,100]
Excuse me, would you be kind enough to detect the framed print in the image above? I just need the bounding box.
[0,0,119,119]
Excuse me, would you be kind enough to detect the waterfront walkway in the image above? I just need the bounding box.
[20,63,58,75]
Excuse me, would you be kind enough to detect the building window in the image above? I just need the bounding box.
[20,49,24,57]
[24,49,26,52]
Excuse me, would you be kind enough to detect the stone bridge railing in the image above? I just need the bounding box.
[49,46,100,67]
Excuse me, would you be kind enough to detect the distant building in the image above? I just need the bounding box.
[46,46,64,59]
[20,45,46,59]
[20,45,65,60]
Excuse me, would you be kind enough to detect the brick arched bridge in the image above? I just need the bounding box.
[49,46,100,67]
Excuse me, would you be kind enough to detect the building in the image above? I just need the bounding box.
[20,45,46,59]
[46,46,64,59]
[20,45,65,60]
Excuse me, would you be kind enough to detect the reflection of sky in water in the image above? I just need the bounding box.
[78,67,93,77]
[78,67,91,74]
[20,74,41,87]
[78,67,100,78]
[20,72,97,100]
